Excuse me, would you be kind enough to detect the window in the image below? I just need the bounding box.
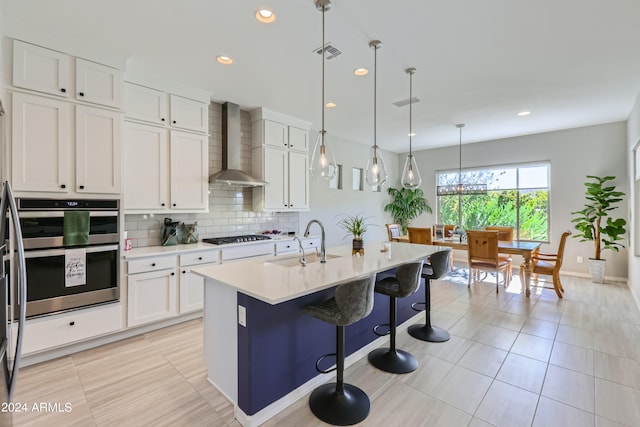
[436,163,549,241]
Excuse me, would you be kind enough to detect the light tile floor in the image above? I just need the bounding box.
[10,270,640,426]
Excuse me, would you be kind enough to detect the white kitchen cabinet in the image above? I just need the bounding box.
[251,111,310,212]
[75,58,122,108]
[11,92,70,192]
[11,92,122,194]
[76,105,121,193]
[123,82,168,125]
[170,94,208,133]
[14,303,122,355]
[123,122,208,212]
[179,250,220,314]
[12,39,70,98]
[127,256,178,327]
[12,39,122,109]
[123,83,208,133]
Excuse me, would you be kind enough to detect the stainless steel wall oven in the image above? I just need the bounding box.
[15,198,119,318]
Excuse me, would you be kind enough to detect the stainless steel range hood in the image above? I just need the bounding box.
[208,102,268,187]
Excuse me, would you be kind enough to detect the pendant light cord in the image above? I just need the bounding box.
[373,43,378,156]
[409,71,413,156]
[321,4,325,143]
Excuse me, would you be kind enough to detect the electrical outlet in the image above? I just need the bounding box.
[577,256,583,263]
[238,305,247,327]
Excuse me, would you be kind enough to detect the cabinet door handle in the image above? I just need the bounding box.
[79,92,85,97]
[60,184,66,189]
[151,263,156,267]
[161,203,165,207]
[172,203,176,207]
[182,270,186,274]
[161,118,165,122]
[198,257,203,260]
[60,88,66,93]
[171,272,175,276]
[79,185,85,190]
[172,120,177,124]
[69,321,75,326]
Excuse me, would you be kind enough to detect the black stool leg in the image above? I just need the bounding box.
[368,296,418,374]
[408,279,450,342]
[309,325,370,426]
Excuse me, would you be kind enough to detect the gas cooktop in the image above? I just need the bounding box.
[202,235,272,245]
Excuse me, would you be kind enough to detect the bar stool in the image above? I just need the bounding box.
[368,261,423,374]
[303,275,376,426]
[408,249,452,342]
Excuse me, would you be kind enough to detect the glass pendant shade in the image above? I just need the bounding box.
[401,154,421,189]
[365,146,387,186]
[310,130,336,180]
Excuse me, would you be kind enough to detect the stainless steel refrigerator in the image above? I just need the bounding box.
[0,181,28,427]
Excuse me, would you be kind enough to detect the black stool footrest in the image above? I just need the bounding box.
[411,301,426,312]
[372,323,390,337]
[309,382,370,425]
[315,353,337,374]
[368,348,418,374]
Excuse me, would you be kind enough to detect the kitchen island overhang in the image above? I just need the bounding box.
[193,241,446,427]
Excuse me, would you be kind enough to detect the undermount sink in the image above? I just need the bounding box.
[266,253,341,267]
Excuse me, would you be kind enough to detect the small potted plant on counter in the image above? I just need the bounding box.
[571,175,626,283]
[337,214,371,256]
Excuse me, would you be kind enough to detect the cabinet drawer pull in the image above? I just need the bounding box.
[171,272,175,276]
[151,263,156,267]
[69,321,75,326]
[79,185,85,189]
[198,256,203,260]
[79,92,85,97]
[60,88,66,93]
[60,184,66,189]
[172,120,177,124]
[182,270,186,274]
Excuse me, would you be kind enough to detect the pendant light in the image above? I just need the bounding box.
[401,68,421,189]
[309,0,337,181]
[364,40,388,187]
[436,124,487,195]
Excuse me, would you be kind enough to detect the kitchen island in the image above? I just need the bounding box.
[192,241,444,426]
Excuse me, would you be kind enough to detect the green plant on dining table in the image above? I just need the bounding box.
[337,214,371,240]
[571,175,626,260]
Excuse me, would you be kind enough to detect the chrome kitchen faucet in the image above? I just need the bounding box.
[304,219,327,263]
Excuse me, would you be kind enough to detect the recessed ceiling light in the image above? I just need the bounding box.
[517,111,531,116]
[256,9,276,23]
[325,102,336,108]
[216,56,233,65]
[354,68,368,76]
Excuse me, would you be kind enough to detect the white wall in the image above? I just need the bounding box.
[627,93,640,306]
[300,132,401,247]
[407,121,629,279]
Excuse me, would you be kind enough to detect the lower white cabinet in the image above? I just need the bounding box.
[15,303,122,355]
[127,267,178,327]
[178,250,220,314]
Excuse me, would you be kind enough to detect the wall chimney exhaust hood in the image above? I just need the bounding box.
[208,102,268,187]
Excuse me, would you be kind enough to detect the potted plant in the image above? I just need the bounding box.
[383,187,432,235]
[571,175,626,283]
[337,214,370,255]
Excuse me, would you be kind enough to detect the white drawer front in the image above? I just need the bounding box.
[221,243,274,261]
[302,237,321,249]
[128,256,178,274]
[19,304,122,354]
[275,240,298,255]
[180,250,220,267]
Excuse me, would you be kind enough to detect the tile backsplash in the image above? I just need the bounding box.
[124,102,300,248]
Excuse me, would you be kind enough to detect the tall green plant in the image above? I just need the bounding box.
[571,175,626,260]
[383,187,432,234]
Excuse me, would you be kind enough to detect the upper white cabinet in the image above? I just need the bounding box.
[12,40,122,109]
[251,109,310,212]
[124,82,208,133]
[11,92,122,194]
[123,123,208,212]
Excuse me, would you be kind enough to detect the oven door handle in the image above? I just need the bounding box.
[24,244,119,258]
[18,211,118,218]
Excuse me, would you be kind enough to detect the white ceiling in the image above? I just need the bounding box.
[3,0,640,153]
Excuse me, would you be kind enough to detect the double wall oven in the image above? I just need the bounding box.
[16,198,119,318]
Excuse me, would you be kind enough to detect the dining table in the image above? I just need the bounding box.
[431,238,542,297]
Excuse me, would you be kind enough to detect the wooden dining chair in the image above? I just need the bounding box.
[443,224,456,238]
[521,230,572,298]
[407,227,432,245]
[385,224,402,241]
[466,230,510,293]
[486,226,514,285]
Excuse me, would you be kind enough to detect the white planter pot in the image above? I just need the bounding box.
[588,258,606,283]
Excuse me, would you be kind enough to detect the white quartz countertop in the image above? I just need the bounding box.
[192,241,448,304]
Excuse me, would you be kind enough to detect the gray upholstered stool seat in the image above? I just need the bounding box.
[408,249,452,342]
[303,275,376,426]
[368,261,423,374]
